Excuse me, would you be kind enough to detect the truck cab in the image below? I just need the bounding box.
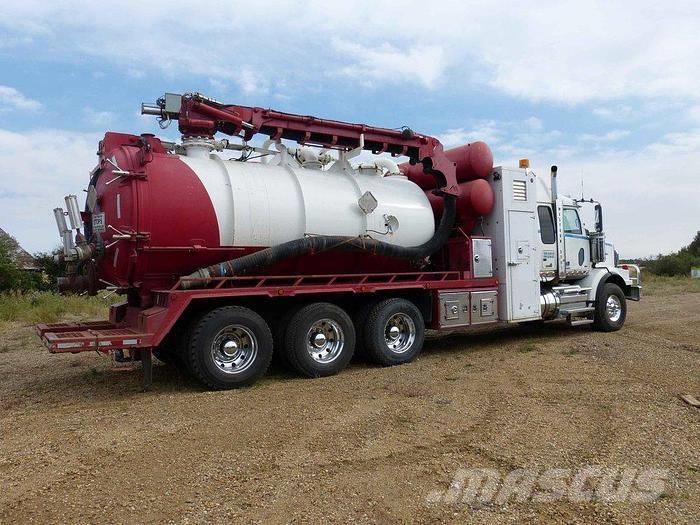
[483,163,641,330]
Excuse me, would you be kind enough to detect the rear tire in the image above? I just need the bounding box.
[271,304,303,370]
[153,328,189,374]
[186,306,273,389]
[593,283,627,332]
[284,303,355,378]
[364,298,425,366]
[352,298,381,358]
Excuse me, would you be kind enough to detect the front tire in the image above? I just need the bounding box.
[284,303,355,378]
[593,283,627,332]
[186,306,273,389]
[363,298,425,366]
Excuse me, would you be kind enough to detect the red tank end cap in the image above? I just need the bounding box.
[425,178,495,226]
[399,141,494,189]
[446,141,494,182]
[462,178,494,216]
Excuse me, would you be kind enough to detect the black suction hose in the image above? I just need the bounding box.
[182,194,457,288]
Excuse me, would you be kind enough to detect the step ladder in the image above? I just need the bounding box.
[553,285,595,326]
[560,306,595,326]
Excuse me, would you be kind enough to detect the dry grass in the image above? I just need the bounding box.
[0,291,110,326]
[642,274,700,296]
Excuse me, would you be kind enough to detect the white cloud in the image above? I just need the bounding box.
[333,40,447,89]
[126,68,145,79]
[83,108,117,127]
[439,121,503,148]
[579,129,630,142]
[2,1,698,103]
[208,77,227,93]
[237,67,268,95]
[0,85,42,112]
[524,117,544,132]
[686,105,700,124]
[497,132,700,258]
[646,129,700,156]
[0,128,100,252]
[593,105,635,120]
[439,117,560,152]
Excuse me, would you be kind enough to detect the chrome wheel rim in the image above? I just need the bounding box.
[384,313,416,354]
[606,295,622,323]
[211,325,258,375]
[306,318,344,363]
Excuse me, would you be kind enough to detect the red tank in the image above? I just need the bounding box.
[82,132,496,302]
[425,179,495,231]
[399,141,494,189]
[90,133,418,300]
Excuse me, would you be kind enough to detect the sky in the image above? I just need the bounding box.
[0,0,698,258]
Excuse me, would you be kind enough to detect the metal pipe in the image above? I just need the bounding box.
[141,103,162,116]
[53,207,69,235]
[551,165,558,201]
[62,231,75,258]
[64,195,82,230]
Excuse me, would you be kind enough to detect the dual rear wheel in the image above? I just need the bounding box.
[362,298,425,366]
[179,298,425,389]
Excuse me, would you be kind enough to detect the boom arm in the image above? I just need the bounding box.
[142,92,459,196]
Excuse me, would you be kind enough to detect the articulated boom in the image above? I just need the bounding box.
[143,93,459,196]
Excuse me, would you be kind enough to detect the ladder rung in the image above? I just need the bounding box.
[561,307,595,316]
[569,319,594,326]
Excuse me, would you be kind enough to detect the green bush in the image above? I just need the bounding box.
[0,234,34,291]
[31,248,64,291]
[637,231,700,277]
[0,231,64,292]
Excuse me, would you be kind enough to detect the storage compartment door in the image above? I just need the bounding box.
[506,210,540,320]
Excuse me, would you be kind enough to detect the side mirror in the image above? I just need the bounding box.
[594,204,603,233]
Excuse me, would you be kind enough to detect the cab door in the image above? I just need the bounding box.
[537,205,557,280]
[562,207,590,276]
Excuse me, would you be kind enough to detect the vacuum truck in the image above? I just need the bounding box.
[37,92,641,390]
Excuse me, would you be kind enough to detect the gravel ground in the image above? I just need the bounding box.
[0,292,698,524]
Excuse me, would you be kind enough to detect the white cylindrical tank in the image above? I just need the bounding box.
[179,154,436,248]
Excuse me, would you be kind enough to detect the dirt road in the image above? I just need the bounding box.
[1,292,698,524]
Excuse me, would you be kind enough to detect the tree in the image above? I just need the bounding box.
[688,231,700,256]
[32,248,65,291]
[640,230,700,276]
[0,234,33,291]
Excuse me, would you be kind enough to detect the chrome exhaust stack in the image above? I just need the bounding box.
[550,165,558,201]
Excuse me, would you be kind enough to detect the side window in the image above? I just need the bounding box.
[537,205,555,244]
[563,208,582,234]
